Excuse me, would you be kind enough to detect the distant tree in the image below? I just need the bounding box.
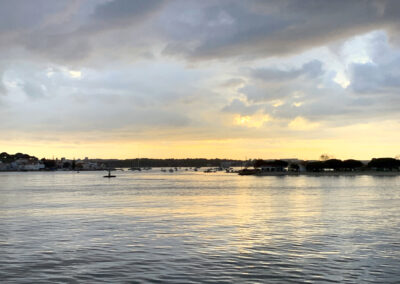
[342,159,363,170]
[253,159,266,168]
[14,153,30,159]
[272,160,289,167]
[42,159,56,169]
[320,154,334,161]
[1,152,38,163]
[368,158,400,170]
[323,159,343,170]
[0,152,11,162]
[306,161,324,172]
[253,159,288,168]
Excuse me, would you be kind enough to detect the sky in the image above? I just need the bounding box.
[1,0,400,160]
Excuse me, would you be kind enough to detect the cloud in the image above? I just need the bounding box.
[0,0,70,32]
[240,60,326,103]
[0,0,399,66]
[251,60,324,82]
[21,81,46,99]
[288,116,320,131]
[220,78,246,89]
[350,57,400,94]
[1,1,400,158]
[1,0,399,65]
[0,67,7,96]
[92,0,165,27]
[222,99,261,115]
[162,0,400,61]
[234,113,271,128]
[68,70,82,79]
[0,0,165,64]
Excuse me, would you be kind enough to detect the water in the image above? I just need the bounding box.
[1,170,400,283]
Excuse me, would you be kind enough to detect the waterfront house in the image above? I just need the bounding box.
[259,161,288,172]
[10,158,44,171]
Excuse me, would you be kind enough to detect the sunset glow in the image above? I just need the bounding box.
[1,1,400,160]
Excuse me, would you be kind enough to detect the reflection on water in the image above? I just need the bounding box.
[1,170,400,283]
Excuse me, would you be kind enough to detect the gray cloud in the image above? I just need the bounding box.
[92,0,165,26]
[21,81,46,99]
[0,0,69,32]
[222,99,262,115]
[162,0,400,60]
[0,0,165,64]
[251,60,323,82]
[1,0,399,64]
[1,0,400,144]
[240,60,325,103]
[350,58,400,94]
[219,44,400,127]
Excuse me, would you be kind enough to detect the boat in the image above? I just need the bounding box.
[129,158,141,171]
[169,168,174,173]
[103,169,116,178]
[129,167,141,171]
[225,167,235,173]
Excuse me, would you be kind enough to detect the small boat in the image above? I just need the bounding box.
[225,167,234,173]
[169,168,174,173]
[104,169,116,178]
[129,158,141,171]
[129,167,141,171]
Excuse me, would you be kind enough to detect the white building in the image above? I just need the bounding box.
[11,158,45,171]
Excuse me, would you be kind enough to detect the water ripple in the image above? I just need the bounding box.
[1,171,400,283]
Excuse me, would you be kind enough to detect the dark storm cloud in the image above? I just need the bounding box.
[92,0,165,26]
[1,0,399,63]
[0,0,68,31]
[162,0,400,60]
[0,0,165,63]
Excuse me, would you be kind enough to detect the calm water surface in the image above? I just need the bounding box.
[1,170,400,283]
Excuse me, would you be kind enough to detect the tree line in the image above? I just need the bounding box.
[252,158,400,172]
[95,158,244,168]
[2,152,400,171]
[0,152,38,163]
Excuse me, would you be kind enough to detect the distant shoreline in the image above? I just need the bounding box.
[254,171,400,177]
